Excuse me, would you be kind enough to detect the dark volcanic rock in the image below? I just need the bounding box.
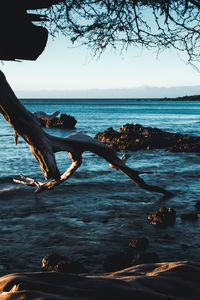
[41,253,87,274]
[103,237,159,272]
[95,127,121,150]
[131,252,160,266]
[95,123,200,152]
[39,113,77,129]
[148,207,176,226]
[180,213,198,221]
[103,252,133,272]
[129,237,149,250]
[103,249,159,272]
[1,262,200,299]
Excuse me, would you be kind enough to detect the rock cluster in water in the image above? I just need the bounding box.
[148,207,176,226]
[129,237,149,250]
[95,123,200,152]
[103,237,160,272]
[41,239,159,274]
[41,253,87,274]
[39,113,77,129]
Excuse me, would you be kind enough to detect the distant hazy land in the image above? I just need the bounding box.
[160,95,200,101]
[16,85,200,99]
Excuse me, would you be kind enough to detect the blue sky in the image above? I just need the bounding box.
[2,35,200,98]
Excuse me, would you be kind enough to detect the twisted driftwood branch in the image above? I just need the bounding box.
[0,70,60,180]
[13,151,82,193]
[0,70,172,196]
[14,133,172,196]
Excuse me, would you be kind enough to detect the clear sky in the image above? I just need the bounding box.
[2,35,200,98]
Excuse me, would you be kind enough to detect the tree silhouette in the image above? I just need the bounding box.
[43,0,200,65]
[0,1,199,63]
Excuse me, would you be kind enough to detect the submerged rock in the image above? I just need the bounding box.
[39,113,77,129]
[103,237,159,272]
[131,252,160,266]
[95,123,200,152]
[148,207,176,226]
[103,249,160,272]
[103,252,133,272]
[180,213,198,221]
[41,253,87,274]
[129,237,149,250]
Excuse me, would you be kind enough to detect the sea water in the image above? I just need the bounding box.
[0,99,200,274]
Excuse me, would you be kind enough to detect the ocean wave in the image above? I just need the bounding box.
[0,186,22,194]
[74,169,111,179]
[0,184,33,198]
[0,134,13,137]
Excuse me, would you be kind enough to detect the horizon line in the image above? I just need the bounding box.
[19,96,200,100]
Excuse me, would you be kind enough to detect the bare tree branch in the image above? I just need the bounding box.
[36,0,199,66]
[0,70,60,180]
[0,69,171,197]
[13,131,172,196]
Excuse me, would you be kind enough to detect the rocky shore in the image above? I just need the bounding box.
[1,261,200,299]
[0,203,199,299]
[95,123,200,152]
[39,113,77,129]
[161,95,200,101]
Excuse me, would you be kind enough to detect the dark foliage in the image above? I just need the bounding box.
[39,0,200,65]
[1,1,199,63]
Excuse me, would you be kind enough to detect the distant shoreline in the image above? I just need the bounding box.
[159,95,200,101]
[20,95,200,101]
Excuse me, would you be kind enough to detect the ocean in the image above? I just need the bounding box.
[0,99,200,274]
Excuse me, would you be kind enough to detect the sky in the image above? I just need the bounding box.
[1,35,200,98]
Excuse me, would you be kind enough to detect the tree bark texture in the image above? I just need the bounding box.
[0,70,172,196]
[0,70,60,180]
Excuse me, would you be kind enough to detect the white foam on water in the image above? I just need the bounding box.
[0,186,21,194]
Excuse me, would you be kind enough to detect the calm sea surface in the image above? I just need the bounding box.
[0,99,200,274]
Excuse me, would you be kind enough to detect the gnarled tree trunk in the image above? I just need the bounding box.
[0,70,172,196]
[0,70,60,180]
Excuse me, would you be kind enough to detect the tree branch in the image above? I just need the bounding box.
[13,152,82,192]
[0,70,60,180]
[0,70,172,196]
[13,132,172,196]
